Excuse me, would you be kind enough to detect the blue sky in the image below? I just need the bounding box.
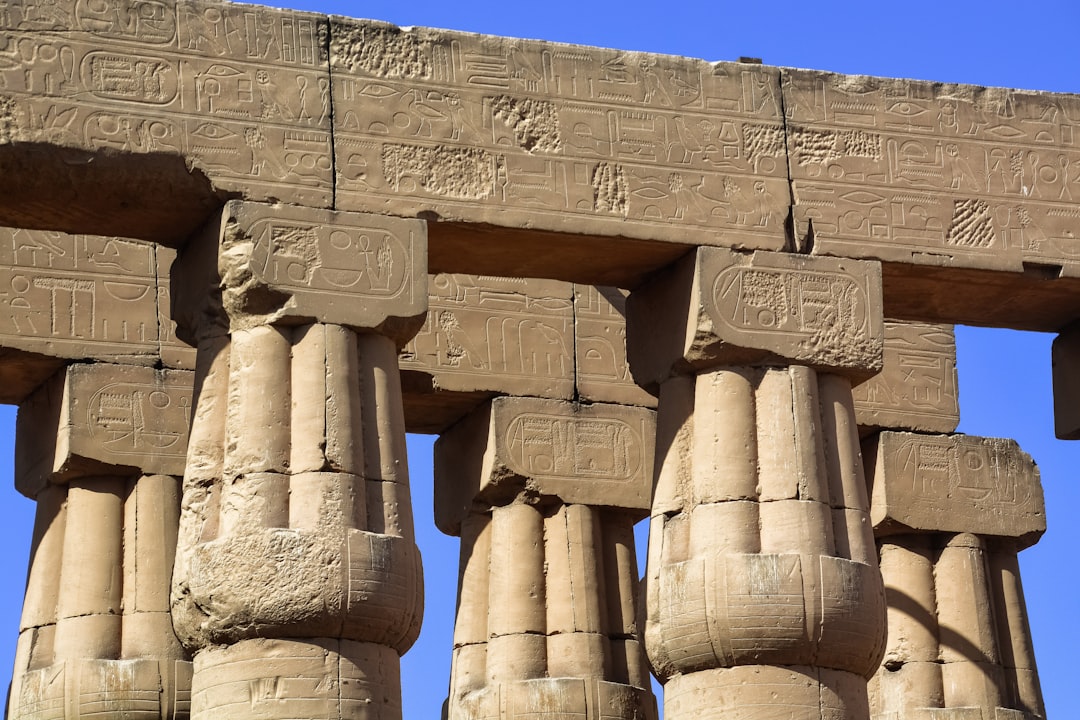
[2,1,1078,718]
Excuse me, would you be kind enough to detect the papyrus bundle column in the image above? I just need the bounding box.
[627,247,888,719]
[169,201,427,720]
[10,362,194,719]
[865,431,1047,719]
[434,397,658,720]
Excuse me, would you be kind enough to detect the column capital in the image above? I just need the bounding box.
[865,431,1045,547]
[434,396,656,534]
[172,201,428,345]
[15,363,192,498]
[627,247,883,390]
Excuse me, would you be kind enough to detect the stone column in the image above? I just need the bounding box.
[435,396,657,720]
[627,247,888,719]
[9,362,194,720]
[169,201,427,720]
[865,431,1047,720]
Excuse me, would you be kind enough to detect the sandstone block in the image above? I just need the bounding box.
[865,432,1045,545]
[15,363,192,497]
[1051,325,1080,439]
[173,201,427,343]
[783,69,1080,283]
[434,397,655,534]
[0,0,334,237]
[574,285,657,407]
[627,247,883,390]
[853,322,959,434]
[400,274,575,432]
[329,18,789,256]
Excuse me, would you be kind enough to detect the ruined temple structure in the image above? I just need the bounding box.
[0,0,1073,718]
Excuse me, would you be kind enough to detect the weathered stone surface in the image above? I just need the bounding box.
[871,534,1045,720]
[400,274,574,432]
[15,362,192,498]
[865,432,1045,545]
[434,397,655,534]
[329,19,789,252]
[627,247,884,390]
[853,322,958,434]
[0,0,333,241]
[173,200,427,342]
[574,285,657,407]
[785,69,1080,280]
[399,276,656,433]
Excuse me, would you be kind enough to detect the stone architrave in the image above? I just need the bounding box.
[864,431,1046,720]
[434,396,657,720]
[784,70,1080,280]
[574,285,658,408]
[399,276,656,433]
[10,362,194,720]
[852,322,958,435]
[328,20,791,254]
[627,246,887,720]
[0,0,334,239]
[1051,324,1080,440]
[169,200,427,720]
[399,274,575,432]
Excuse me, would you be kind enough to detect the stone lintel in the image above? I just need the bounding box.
[785,69,1080,284]
[1052,325,1080,440]
[172,201,427,344]
[626,247,884,390]
[864,431,1045,547]
[399,276,655,434]
[433,397,655,535]
[853,321,959,435]
[15,363,193,498]
[329,18,790,255]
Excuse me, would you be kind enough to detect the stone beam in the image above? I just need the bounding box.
[400,276,653,433]
[2,3,1079,329]
[0,227,193,403]
[852,321,959,436]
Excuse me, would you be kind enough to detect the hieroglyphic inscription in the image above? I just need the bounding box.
[0,226,162,362]
[785,69,1080,277]
[868,431,1045,542]
[330,20,790,248]
[400,274,574,400]
[434,397,655,533]
[699,248,883,373]
[852,321,958,433]
[202,201,426,333]
[573,285,655,407]
[493,397,653,509]
[15,363,193,496]
[0,0,332,206]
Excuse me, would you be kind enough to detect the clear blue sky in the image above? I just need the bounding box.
[1,1,1078,718]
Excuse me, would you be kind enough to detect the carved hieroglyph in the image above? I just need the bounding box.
[434,397,657,720]
[399,275,654,432]
[852,322,958,435]
[329,20,790,250]
[785,70,1080,279]
[169,202,427,720]
[0,0,333,209]
[864,431,1046,719]
[10,363,193,720]
[628,247,887,720]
